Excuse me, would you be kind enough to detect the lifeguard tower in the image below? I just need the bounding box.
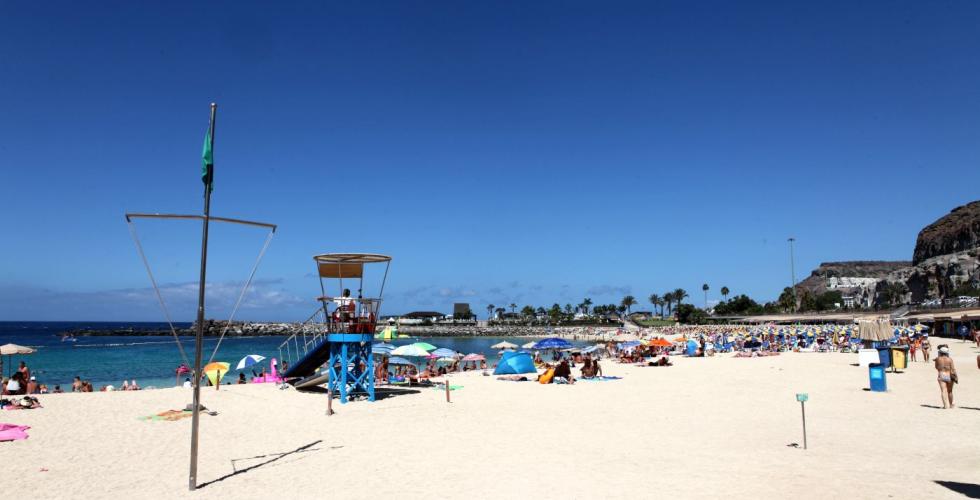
[281,253,391,403]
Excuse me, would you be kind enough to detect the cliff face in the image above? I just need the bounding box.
[913,201,980,265]
[797,200,980,306]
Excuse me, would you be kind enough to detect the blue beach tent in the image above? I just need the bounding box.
[493,351,537,375]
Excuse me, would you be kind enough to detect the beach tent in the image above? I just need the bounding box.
[493,351,536,375]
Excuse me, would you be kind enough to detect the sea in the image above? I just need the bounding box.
[0,321,572,390]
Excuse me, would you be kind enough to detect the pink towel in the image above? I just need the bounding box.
[0,423,30,441]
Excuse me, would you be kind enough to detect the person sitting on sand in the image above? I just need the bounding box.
[580,358,595,378]
[130,380,139,390]
[27,376,38,394]
[53,385,63,393]
[38,384,48,394]
[72,376,82,392]
[182,378,192,389]
[121,381,129,391]
[3,373,23,395]
[553,360,575,384]
[238,373,247,384]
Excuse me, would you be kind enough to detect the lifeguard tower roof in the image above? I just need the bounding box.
[314,253,392,278]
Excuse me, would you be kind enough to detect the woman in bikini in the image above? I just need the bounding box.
[934,346,957,409]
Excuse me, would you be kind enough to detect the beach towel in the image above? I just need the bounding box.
[432,385,464,391]
[139,410,193,422]
[0,424,30,441]
[579,376,622,382]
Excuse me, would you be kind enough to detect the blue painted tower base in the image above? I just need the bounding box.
[325,333,375,403]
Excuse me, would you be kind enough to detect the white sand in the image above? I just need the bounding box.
[3,339,979,499]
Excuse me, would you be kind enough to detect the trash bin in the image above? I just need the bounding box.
[869,364,887,392]
[890,346,909,371]
[874,346,891,370]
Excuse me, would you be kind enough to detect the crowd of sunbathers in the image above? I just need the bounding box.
[2,361,144,396]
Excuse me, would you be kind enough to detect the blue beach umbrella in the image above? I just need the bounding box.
[532,337,573,350]
[235,354,266,371]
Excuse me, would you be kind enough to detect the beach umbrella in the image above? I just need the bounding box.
[388,357,414,365]
[619,340,642,349]
[531,337,572,350]
[431,348,458,358]
[391,344,431,357]
[412,341,438,351]
[649,338,673,348]
[491,341,519,350]
[0,343,35,378]
[235,354,266,371]
[461,353,485,362]
[521,341,537,349]
[372,343,395,355]
[203,361,230,388]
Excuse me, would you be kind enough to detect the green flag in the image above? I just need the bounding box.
[201,128,213,191]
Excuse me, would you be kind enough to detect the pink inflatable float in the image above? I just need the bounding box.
[251,358,285,383]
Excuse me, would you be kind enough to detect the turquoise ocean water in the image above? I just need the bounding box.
[0,322,571,389]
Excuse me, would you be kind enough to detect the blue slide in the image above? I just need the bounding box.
[283,339,332,379]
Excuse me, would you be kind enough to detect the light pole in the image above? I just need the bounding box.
[788,237,797,312]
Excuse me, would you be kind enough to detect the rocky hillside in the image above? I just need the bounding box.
[913,201,980,264]
[796,200,980,306]
[797,261,910,295]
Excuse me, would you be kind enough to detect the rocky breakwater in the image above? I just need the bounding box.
[64,320,300,337]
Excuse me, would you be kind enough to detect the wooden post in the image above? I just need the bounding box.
[445,379,450,403]
[326,388,334,416]
[215,371,220,391]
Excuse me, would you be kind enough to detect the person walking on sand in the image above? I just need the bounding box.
[934,346,957,409]
[921,335,931,362]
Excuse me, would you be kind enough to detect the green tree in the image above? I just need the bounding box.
[521,305,535,319]
[509,303,516,314]
[673,288,688,309]
[777,287,796,312]
[486,304,495,320]
[621,295,637,314]
[583,298,593,315]
[648,293,661,317]
[676,303,706,324]
[663,292,675,317]
[702,283,709,308]
[720,286,730,301]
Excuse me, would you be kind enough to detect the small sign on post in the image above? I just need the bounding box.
[796,393,808,450]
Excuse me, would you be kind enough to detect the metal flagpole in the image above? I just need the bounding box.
[189,103,216,491]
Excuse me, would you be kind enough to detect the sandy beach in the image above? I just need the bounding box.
[3,338,978,499]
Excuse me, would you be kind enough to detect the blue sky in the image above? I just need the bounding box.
[2,1,979,321]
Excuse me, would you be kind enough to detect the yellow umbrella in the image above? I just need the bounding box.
[203,362,230,388]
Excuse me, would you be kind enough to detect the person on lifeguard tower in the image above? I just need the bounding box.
[333,288,356,324]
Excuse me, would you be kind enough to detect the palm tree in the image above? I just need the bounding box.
[648,293,661,318]
[495,307,506,319]
[721,286,730,302]
[486,304,495,321]
[621,295,636,315]
[702,283,709,308]
[663,292,674,317]
[583,298,593,316]
[674,288,688,309]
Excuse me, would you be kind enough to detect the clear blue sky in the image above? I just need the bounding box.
[2,1,979,321]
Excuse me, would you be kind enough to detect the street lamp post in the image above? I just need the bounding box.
[788,237,797,312]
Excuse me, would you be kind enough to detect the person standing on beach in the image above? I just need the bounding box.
[18,361,30,383]
[934,346,957,409]
[921,335,931,362]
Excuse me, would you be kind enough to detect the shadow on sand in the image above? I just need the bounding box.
[920,404,944,409]
[934,480,980,498]
[198,440,326,489]
[296,385,422,401]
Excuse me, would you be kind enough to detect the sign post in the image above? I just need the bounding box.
[796,393,809,450]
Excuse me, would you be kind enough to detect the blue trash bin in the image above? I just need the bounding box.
[875,346,892,369]
[869,364,887,392]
